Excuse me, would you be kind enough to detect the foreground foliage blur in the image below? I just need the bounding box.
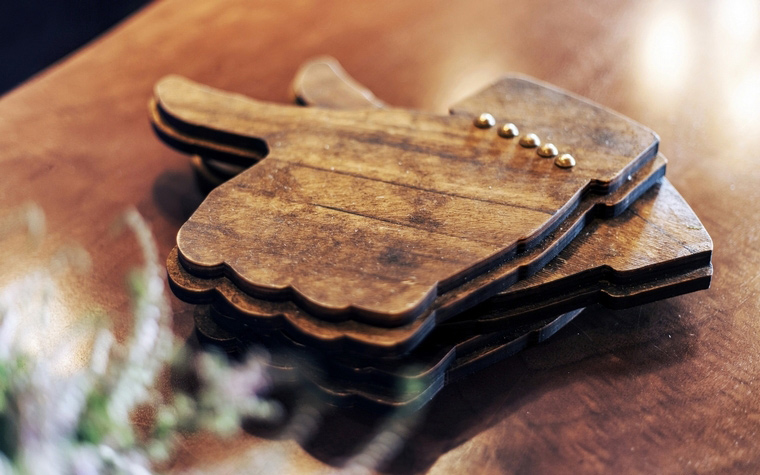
[0,206,280,474]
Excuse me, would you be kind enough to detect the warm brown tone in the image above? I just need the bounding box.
[154,73,658,325]
[165,155,669,356]
[187,174,711,410]
[181,57,389,190]
[163,61,708,360]
[446,179,712,332]
[0,0,755,473]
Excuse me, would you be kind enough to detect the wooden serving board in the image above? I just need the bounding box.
[191,177,710,409]
[158,58,711,407]
[288,59,710,325]
[192,174,711,408]
[170,174,709,355]
[154,59,713,357]
[166,154,665,356]
[152,70,660,326]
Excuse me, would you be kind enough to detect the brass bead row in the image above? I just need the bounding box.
[473,113,576,168]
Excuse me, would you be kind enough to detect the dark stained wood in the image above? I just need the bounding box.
[161,61,711,359]
[290,59,712,331]
[155,74,661,326]
[194,305,587,409]
[187,177,710,409]
[154,75,658,195]
[163,153,664,355]
[167,157,664,354]
[168,169,708,357]
[0,0,755,472]
[187,57,384,191]
[175,60,710,364]
[444,179,713,333]
[150,97,265,168]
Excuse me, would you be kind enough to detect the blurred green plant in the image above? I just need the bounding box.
[0,205,282,474]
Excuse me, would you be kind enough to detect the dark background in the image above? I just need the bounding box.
[0,0,150,94]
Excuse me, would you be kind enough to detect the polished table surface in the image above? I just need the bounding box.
[1,0,758,472]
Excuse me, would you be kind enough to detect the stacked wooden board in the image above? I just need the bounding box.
[151,58,712,410]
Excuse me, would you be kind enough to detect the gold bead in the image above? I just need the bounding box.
[473,113,496,128]
[498,123,519,138]
[537,143,559,157]
[555,153,576,168]
[519,133,541,148]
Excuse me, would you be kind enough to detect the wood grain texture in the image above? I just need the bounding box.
[1,0,754,472]
[189,177,711,409]
[170,174,712,359]
[445,178,713,334]
[290,59,713,334]
[154,75,659,324]
[163,61,711,362]
[166,154,668,357]
[188,57,385,191]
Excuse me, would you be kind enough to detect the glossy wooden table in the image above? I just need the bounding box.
[1,0,757,472]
